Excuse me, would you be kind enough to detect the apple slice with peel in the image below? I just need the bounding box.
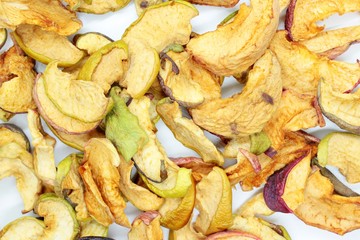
[74,32,113,55]
[0,123,30,151]
[128,211,163,240]
[79,220,109,238]
[0,217,45,240]
[206,230,260,240]
[263,150,311,213]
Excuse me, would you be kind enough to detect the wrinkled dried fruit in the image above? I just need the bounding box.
[13,24,85,67]
[317,132,360,183]
[294,170,360,235]
[187,0,279,75]
[319,78,360,134]
[0,46,36,113]
[79,220,108,238]
[171,157,216,182]
[0,123,30,151]
[0,28,6,50]
[206,230,260,240]
[0,217,45,240]
[190,50,282,138]
[286,0,360,41]
[194,167,233,235]
[78,41,128,93]
[134,0,162,15]
[168,215,206,240]
[128,211,163,240]
[0,0,82,35]
[34,194,80,239]
[250,131,271,155]
[64,0,131,14]
[74,32,113,55]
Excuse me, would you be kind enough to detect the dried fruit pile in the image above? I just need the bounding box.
[0,0,360,239]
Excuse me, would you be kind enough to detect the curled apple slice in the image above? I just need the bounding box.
[169,215,206,240]
[190,50,282,138]
[0,217,45,240]
[12,24,85,67]
[79,220,109,238]
[74,32,113,55]
[187,0,279,76]
[318,132,360,183]
[0,0,82,35]
[319,78,360,134]
[0,123,30,151]
[172,157,216,182]
[128,211,162,240]
[286,0,360,41]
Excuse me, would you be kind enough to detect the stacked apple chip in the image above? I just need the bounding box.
[2,0,360,238]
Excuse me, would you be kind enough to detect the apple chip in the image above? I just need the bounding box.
[27,109,56,187]
[64,0,131,14]
[79,162,114,226]
[56,153,89,221]
[34,194,80,240]
[169,215,206,240]
[128,211,163,240]
[0,142,33,169]
[13,24,85,67]
[0,156,41,213]
[0,123,30,150]
[78,41,128,93]
[118,155,164,211]
[294,169,360,235]
[157,99,224,165]
[263,89,324,150]
[121,0,198,98]
[318,132,360,183]
[0,217,45,240]
[319,78,360,134]
[300,26,360,59]
[134,0,162,15]
[159,177,195,230]
[43,61,111,123]
[0,46,36,113]
[33,75,100,134]
[0,28,6,50]
[223,136,250,159]
[190,50,282,138]
[74,32,113,55]
[83,138,129,227]
[79,219,108,237]
[264,150,311,213]
[172,157,216,182]
[0,0,82,35]
[286,0,360,41]
[194,167,233,235]
[158,51,221,107]
[105,87,148,161]
[186,0,279,76]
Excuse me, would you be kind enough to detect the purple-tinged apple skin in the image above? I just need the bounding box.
[263,151,310,213]
[206,230,260,240]
[133,211,159,226]
[284,0,297,41]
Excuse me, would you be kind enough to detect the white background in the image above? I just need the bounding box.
[1,0,360,239]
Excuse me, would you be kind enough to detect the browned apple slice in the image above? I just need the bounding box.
[0,46,36,113]
[294,169,360,235]
[0,0,82,35]
[190,50,282,138]
[286,0,360,41]
[186,0,279,76]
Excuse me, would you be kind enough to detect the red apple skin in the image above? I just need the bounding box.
[284,0,297,41]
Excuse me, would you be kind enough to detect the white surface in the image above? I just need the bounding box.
[1,1,360,239]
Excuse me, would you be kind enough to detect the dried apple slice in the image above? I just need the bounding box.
[13,24,85,67]
[294,169,360,235]
[169,215,206,240]
[105,87,148,161]
[83,138,129,227]
[187,0,238,7]
[79,162,114,226]
[190,50,282,138]
[300,26,360,59]
[73,32,113,55]
[286,0,360,41]
[250,131,271,155]
[121,0,198,98]
[43,61,111,123]
[80,220,108,237]
[0,123,30,151]
[78,41,128,93]
[157,98,224,166]
[0,0,82,35]
[0,28,6,50]
[158,51,221,106]
[318,132,360,183]
[27,109,56,187]
[186,0,279,76]
[64,0,131,14]
[33,75,99,134]
[0,142,33,169]
[0,108,14,121]
[194,167,233,235]
[134,0,162,15]
[56,153,89,221]
[118,155,164,211]
[172,157,216,182]
[0,217,45,240]
[34,194,80,240]
[319,78,360,134]
[158,177,195,230]
[0,156,41,212]
[0,46,36,113]
[263,150,311,213]
[128,211,163,240]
